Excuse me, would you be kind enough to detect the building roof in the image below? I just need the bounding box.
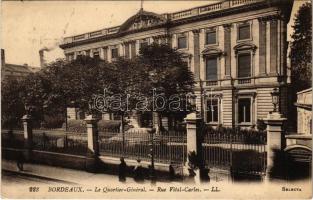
[60,0,294,49]
[3,63,40,74]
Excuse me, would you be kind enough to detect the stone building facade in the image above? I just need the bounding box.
[59,0,294,128]
[295,88,312,135]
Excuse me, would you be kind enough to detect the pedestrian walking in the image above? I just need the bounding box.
[17,151,24,171]
[118,157,127,182]
[133,159,144,182]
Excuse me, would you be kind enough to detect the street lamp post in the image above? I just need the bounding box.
[270,88,280,113]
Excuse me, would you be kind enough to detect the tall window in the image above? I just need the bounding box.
[206,57,218,80]
[238,53,251,78]
[111,48,118,59]
[238,23,251,40]
[207,99,219,123]
[238,98,251,123]
[206,29,217,45]
[177,35,187,49]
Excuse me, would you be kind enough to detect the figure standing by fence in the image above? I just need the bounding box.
[118,157,127,182]
[16,151,25,171]
[133,159,144,182]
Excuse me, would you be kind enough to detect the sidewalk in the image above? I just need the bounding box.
[1,159,182,186]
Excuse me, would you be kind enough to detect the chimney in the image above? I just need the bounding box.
[39,50,45,68]
[1,49,5,67]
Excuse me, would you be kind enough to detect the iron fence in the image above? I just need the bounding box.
[1,131,25,149]
[32,132,88,156]
[202,126,267,176]
[98,129,187,166]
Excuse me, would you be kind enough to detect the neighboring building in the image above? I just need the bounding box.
[295,88,312,135]
[1,49,40,81]
[59,0,294,128]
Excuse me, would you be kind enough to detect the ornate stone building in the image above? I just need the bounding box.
[60,0,294,128]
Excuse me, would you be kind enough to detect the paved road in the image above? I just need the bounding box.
[2,170,72,186]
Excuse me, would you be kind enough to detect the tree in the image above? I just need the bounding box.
[1,78,25,129]
[288,2,312,131]
[138,43,195,132]
[289,2,312,91]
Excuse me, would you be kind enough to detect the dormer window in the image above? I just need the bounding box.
[237,22,251,41]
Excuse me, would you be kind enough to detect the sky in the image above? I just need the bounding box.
[1,0,307,68]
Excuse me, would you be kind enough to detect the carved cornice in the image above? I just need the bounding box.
[192,29,200,35]
[258,15,280,23]
[222,24,232,30]
[201,46,225,57]
[233,42,257,55]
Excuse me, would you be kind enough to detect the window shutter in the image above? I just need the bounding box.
[206,58,218,80]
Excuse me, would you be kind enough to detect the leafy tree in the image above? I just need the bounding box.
[288,2,312,130]
[138,43,195,132]
[1,79,25,129]
[289,2,312,91]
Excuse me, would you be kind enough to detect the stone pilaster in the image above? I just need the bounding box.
[223,24,231,78]
[192,29,200,80]
[269,18,278,75]
[258,18,267,75]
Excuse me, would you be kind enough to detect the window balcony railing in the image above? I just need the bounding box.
[205,80,218,86]
[237,78,251,84]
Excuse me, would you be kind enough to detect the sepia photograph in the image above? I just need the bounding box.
[1,0,312,199]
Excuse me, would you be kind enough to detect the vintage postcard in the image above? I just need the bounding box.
[1,0,312,199]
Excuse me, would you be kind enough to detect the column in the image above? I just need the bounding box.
[263,112,287,180]
[199,29,205,81]
[269,18,278,75]
[184,113,203,183]
[74,52,78,60]
[223,24,231,78]
[130,41,136,58]
[85,115,99,172]
[107,46,112,62]
[192,29,200,80]
[22,115,33,161]
[119,43,124,57]
[135,40,140,55]
[258,18,267,75]
[124,42,130,58]
[172,34,177,49]
[101,47,108,61]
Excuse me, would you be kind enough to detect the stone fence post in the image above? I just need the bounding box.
[21,115,33,161]
[184,112,203,183]
[263,112,287,180]
[85,115,99,172]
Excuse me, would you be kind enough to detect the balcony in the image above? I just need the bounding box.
[61,0,267,46]
[237,78,251,85]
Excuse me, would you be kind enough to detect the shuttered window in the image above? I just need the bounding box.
[238,98,251,123]
[238,53,251,78]
[206,58,218,80]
